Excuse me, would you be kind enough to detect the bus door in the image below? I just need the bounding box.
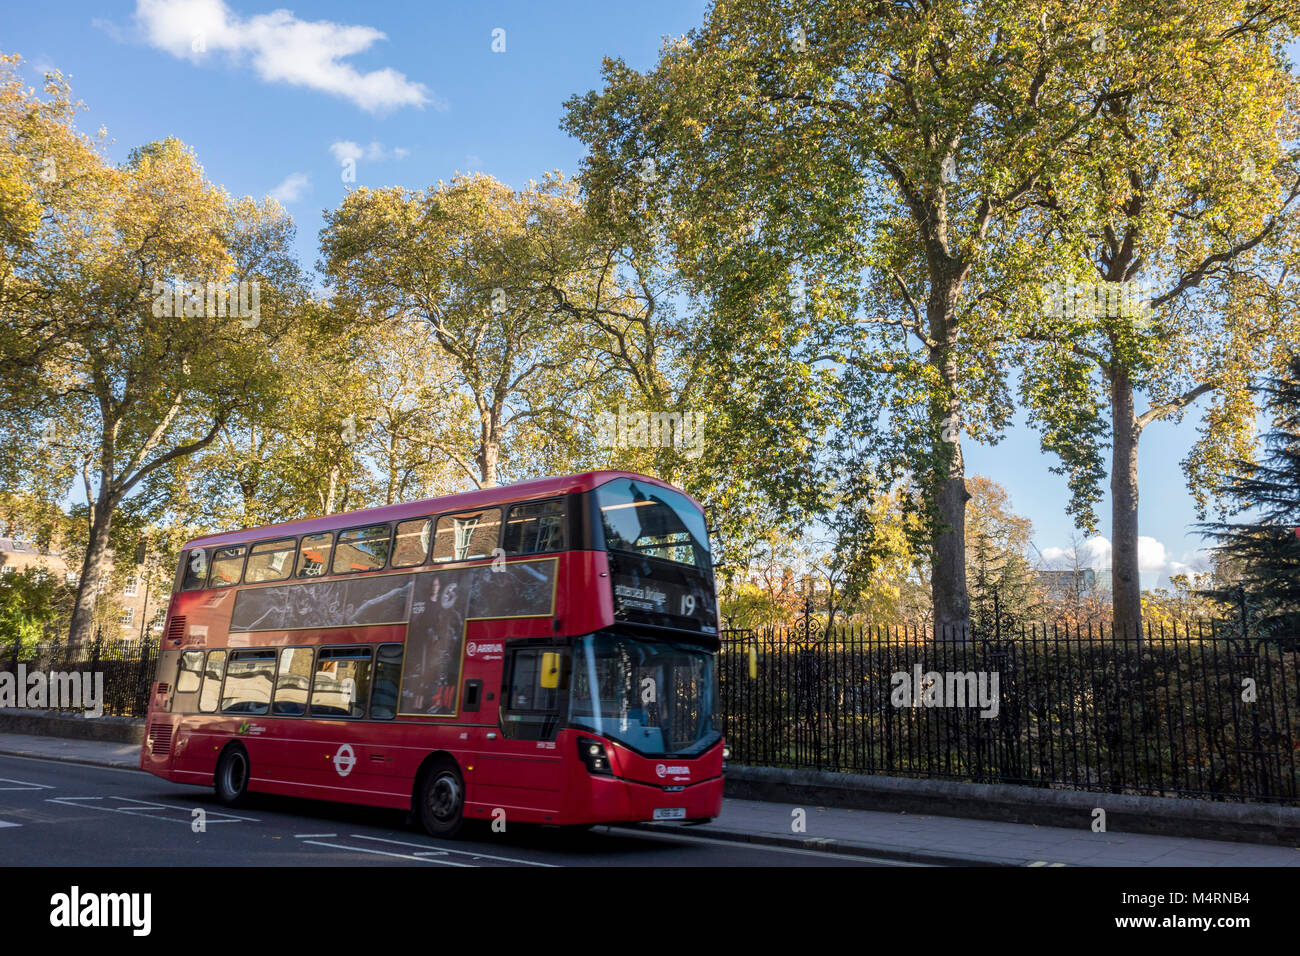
[271,645,402,798]
[474,645,568,808]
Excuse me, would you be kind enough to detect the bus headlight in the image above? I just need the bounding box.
[578,737,613,776]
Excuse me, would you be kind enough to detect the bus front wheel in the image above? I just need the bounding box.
[214,745,250,808]
[418,760,465,839]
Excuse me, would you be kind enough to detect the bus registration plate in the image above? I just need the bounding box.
[654,807,686,820]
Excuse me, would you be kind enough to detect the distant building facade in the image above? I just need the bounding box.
[0,533,164,643]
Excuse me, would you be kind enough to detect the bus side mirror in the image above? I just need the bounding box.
[540,652,561,689]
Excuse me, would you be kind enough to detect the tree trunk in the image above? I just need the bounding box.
[928,283,971,643]
[477,404,502,488]
[323,465,339,515]
[67,497,115,648]
[932,453,971,641]
[1110,366,1142,641]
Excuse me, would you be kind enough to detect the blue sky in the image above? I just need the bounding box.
[6,1,1246,585]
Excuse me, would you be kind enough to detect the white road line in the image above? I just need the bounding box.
[46,796,258,823]
[349,834,558,867]
[301,839,476,866]
[0,821,21,829]
[294,833,337,838]
[0,777,55,791]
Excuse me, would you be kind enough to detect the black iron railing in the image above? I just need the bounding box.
[718,616,1299,804]
[2,630,160,718]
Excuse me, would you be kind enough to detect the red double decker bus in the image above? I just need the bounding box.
[139,471,725,837]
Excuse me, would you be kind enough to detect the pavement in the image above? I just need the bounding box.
[2,730,1298,866]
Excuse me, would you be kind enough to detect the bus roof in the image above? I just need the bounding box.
[181,470,699,551]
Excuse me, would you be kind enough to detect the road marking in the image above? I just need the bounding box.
[300,839,476,866]
[0,821,21,829]
[294,833,337,838]
[350,834,558,867]
[0,777,55,791]
[47,796,258,823]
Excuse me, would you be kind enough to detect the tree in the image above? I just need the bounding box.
[0,54,107,414]
[1200,352,1300,641]
[1036,531,1112,627]
[322,173,598,489]
[804,483,932,628]
[1016,3,1300,638]
[4,134,302,646]
[564,1,1127,638]
[965,476,1043,636]
[0,565,72,649]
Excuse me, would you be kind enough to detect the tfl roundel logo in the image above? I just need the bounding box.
[466,642,477,656]
[655,763,667,778]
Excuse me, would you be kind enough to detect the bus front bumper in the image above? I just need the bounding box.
[575,773,724,826]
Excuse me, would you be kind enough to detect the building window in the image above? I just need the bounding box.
[0,565,14,577]
[120,607,134,626]
[124,576,139,597]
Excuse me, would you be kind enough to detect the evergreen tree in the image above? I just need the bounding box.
[1201,354,1300,642]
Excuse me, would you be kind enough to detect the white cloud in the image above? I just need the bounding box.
[1038,535,1215,586]
[328,140,407,165]
[134,0,436,113]
[268,171,311,203]
[1040,535,1110,570]
[1137,536,1168,573]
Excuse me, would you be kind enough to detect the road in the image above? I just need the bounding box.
[0,754,902,867]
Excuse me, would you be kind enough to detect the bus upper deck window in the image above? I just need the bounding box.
[432,509,501,563]
[504,500,566,556]
[180,550,209,591]
[391,518,432,568]
[209,545,247,588]
[245,538,296,584]
[333,524,392,574]
[296,533,333,578]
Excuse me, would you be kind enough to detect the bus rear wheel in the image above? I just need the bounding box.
[214,745,250,808]
[418,760,465,839]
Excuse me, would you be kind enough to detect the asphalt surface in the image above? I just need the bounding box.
[0,754,902,867]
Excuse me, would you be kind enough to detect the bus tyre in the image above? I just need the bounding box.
[419,760,465,839]
[214,745,250,808]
